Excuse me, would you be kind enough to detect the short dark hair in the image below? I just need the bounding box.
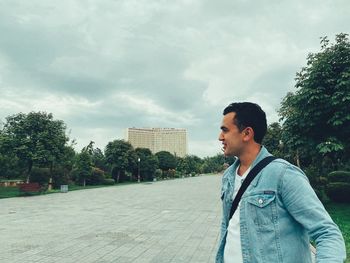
[223,102,267,144]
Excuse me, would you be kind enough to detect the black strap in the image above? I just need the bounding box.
[229,156,277,220]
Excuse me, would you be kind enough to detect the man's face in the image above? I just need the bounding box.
[218,112,245,157]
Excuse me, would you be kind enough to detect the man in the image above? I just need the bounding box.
[216,102,346,263]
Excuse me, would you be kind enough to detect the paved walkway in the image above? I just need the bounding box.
[0,175,222,263]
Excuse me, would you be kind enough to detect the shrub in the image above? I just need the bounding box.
[51,167,70,188]
[173,171,182,178]
[111,168,128,183]
[155,169,162,180]
[87,167,105,185]
[318,176,328,186]
[30,167,50,186]
[326,182,350,203]
[314,188,329,204]
[328,171,350,183]
[304,165,324,188]
[163,169,176,179]
[102,179,115,185]
[104,173,112,179]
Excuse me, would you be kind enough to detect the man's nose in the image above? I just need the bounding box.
[218,132,223,141]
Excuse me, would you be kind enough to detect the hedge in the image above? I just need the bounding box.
[328,171,350,183]
[326,182,350,203]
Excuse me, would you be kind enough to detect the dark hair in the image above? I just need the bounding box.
[223,102,267,144]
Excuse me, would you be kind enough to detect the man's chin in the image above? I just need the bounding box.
[224,151,232,157]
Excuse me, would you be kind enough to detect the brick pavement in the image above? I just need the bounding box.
[0,175,222,263]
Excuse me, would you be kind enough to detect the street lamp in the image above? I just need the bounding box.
[137,158,140,183]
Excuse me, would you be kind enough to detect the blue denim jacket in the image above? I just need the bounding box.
[216,147,346,263]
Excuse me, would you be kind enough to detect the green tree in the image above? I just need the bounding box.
[42,144,77,188]
[91,147,107,171]
[81,141,107,171]
[155,151,177,173]
[0,112,69,182]
[0,152,22,179]
[73,150,92,186]
[201,154,236,174]
[0,131,23,179]
[279,33,350,171]
[263,122,286,159]
[134,148,158,181]
[57,145,76,172]
[177,155,203,175]
[104,140,135,183]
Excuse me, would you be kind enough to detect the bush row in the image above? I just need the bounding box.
[324,171,350,203]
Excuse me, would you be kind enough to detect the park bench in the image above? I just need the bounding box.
[18,183,42,194]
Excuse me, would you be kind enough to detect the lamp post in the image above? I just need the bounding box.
[137,158,140,183]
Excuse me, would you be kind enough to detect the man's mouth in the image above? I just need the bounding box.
[221,144,226,152]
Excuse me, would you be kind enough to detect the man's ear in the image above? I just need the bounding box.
[242,127,254,141]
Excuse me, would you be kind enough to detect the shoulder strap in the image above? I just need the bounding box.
[229,156,277,220]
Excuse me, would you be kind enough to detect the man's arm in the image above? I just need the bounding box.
[280,165,346,262]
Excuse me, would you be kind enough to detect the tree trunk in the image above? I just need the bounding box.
[117,170,120,183]
[26,160,33,183]
[48,161,53,190]
[296,149,301,168]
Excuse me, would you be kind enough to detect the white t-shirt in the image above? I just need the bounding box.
[223,165,251,263]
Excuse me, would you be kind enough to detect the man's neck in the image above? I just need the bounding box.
[237,144,261,176]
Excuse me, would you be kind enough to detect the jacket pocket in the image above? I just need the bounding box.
[246,192,277,226]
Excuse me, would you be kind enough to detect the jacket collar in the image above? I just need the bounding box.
[227,146,272,187]
[249,146,272,186]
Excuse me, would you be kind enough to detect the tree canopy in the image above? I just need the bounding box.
[0,112,69,182]
[279,33,350,170]
[134,148,158,181]
[155,151,177,171]
[104,140,135,182]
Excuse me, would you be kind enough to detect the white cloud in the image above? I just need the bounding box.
[111,91,200,126]
[0,0,349,157]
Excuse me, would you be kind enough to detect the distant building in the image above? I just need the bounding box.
[126,128,187,157]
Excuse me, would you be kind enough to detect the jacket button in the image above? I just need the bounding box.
[258,198,263,205]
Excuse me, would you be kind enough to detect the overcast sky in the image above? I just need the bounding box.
[0,1,349,157]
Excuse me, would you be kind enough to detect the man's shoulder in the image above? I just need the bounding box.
[268,158,308,181]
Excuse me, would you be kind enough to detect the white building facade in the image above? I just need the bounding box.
[126,128,187,157]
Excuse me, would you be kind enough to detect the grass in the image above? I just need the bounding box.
[0,181,142,199]
[0,186,21,198]
[325,202,350,262]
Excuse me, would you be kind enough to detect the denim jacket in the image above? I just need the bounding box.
[216,147,346,263]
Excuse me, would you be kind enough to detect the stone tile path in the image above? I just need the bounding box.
[0,175,222,263]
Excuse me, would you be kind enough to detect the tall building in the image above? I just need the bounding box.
[126,128,187,157]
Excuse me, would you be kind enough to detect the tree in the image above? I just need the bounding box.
[155,151,177,173]
[177,155,203,175]
[0,112,69,182]
[104,140,135,183]
[56,145,76,172]
[81,141,107,171]
[263,122,286,159]
[134,148,158,181]
[51,145,76,188]
[0,152,22,179]
[91,147,107,171]
[200,154,236,174]
[73,150,92,186]
[279,33,350,171]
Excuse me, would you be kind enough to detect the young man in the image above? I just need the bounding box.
[216,102,346,263]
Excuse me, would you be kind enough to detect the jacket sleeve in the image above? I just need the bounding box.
[280,165,346,263]
[219,177,228,240]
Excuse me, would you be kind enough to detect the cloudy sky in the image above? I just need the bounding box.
[0,1,349,157]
